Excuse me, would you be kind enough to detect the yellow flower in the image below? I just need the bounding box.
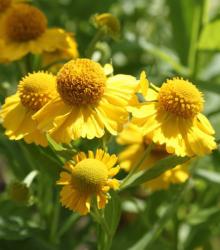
[93,13,120,39]
[33,58,138,143]
[128,71,149,107]
[57,149,120,215]
[0,3,77,62]
[0,0,24,15]
[0,72,57,146]
[130,78,217,156]
[117,123,189,191]
[42,33,79,73]
[0,0,11,13]
[146,164,189,191]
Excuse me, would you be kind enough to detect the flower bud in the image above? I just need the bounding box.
[93,13,120,39]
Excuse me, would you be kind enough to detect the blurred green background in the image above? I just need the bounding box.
[0,0,220,249]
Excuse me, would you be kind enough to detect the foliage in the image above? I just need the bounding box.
[0,0,220,250]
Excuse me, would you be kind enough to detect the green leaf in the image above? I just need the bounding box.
[0,216,31,240]
[121,155,189,189]
[198,80,220,94]
[97,191,121,250]
[199,19,220,50]
[128,185,186,250]
[195,169,220,184]
[47,136,76,162]
[57,213,79,237]
[139,40,189,75]
[187,207,220,225]
[104,191,121,237]
[0,200,42,240]
[166,0,195,65]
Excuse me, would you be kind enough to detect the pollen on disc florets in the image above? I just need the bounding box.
[5,4,47,41]
[18,72,57,111]
[0,0,11,12]
[71,159,108,193]
[57,59,106,106]
[158,78,204,119]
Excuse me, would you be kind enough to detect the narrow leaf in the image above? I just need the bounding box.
[199,19,220,51]
[121,155,189,189]
[195,169,220,184]
[104,191,121,236]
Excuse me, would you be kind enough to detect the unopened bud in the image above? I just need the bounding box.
[93,13,120,39]
[8,181,29,204]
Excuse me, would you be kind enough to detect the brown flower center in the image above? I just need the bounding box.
[72,159,108,193]
[5,4,47,41]
[0,0,11,12]
[57,59,106,106]
[18,72,56,111]
[158,78,203,119]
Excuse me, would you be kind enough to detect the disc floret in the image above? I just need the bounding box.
[57,59,106,106]
[5,4,47,41]
[158,78,204,118]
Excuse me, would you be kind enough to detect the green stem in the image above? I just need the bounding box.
[188,0,208,80]
[15,61,26,78]
[128,183,188,250]
[188,3,201,78]
[120,144,154,190]
[24,53,33,73]
[173,213,179,250]
[91,204,114,250]
[102,132,112,152]
[93,204,110,235]
[85,29,104,58]
[49,192,61,244]
[57,213,79,237]
[202,0,209,26]
[139,40,189,76]
[17,142,36,170]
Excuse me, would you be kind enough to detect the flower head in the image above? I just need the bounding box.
[57,59,106,105]
[18,72,57,111]
[158,78,204,118]
[33,58,138,143]
[130,77,217,156]
[42,33,79,72]
[0,0,11,12]
[57,149,120,215]
[5,4,47,41]
[146,164,189,191]
[8,181,29,203]
[0,0,24,14]
[117,123,189,191]
[0,3,78,62]
[0,72,57,146]
[93,13,120,39]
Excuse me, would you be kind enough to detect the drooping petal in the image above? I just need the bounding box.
[97,193,108,209]
[57,172,71,185]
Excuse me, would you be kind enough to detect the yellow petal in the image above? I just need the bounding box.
[139,71,149,96]
[107,179,119,190]
[57,172,71,185]
[88,150,94,159]
[97,193,108,209]
[103,63,113,76]
[105,155,118,169]
[108,165,120,177]
[24,129,48,147]
[197,113,215,135]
